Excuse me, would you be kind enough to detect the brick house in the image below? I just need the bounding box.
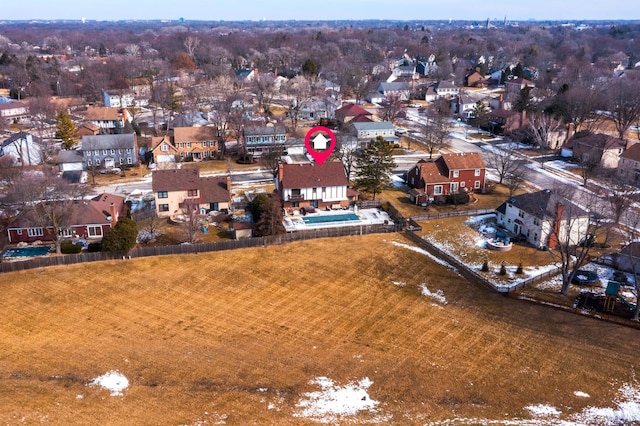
[152,168,232,217]
[406,153,486,204]
[7,193,125,244]
[276,162,358,211]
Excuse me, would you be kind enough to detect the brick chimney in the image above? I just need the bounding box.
[548,202,564,249]
[109,202,118,227]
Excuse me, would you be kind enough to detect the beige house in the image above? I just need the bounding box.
[617,143,640,183]
[152,168,231,217]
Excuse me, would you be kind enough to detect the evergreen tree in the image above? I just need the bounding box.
[251,194,285,237]
[301,58,319,78]
[55,110,77,149]
[355,136,396,200]
[101,210,138,256]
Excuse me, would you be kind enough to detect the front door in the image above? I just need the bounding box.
[514,224,520,235]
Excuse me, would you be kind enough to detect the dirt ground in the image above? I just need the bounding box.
[1,234,639,425]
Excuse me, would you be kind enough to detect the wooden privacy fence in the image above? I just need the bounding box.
[0,223,401,274]
[410,208,496,222]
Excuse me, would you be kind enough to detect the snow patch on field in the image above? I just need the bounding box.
[419,284,447,305]
[88,371,129,396]
[294,377,387,423]
[391,241,456,270]
[526,404,561,416]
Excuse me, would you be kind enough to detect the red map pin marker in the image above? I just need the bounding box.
[304,126,337,166]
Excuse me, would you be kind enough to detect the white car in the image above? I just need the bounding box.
[395,128,407,135]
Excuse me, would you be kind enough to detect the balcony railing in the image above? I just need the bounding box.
[288,194,305,201]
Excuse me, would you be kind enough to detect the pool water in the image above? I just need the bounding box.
[2,246,52,258]
[302,213,361,224]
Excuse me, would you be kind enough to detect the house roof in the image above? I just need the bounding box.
[439,152,485,170]
[152,168,201,192]
[280,161,347,189]
[199,175,231,203]
[436,80,458,89]
[620,242,640,258]
[150,136,178,153]
[1,132,34,148]
[84,106,122,121]
[90,193,126,220]
[378,82,410,92]
[243,125,287,136]
[352,121,396,132]
[499,189,588,221]
[620,143,640,162]
[414,161,449,184]
[335,103,371,119]
[565,133,626,151]
[80,134,136,150]
[174,126,218,143]
[57,149,84,163]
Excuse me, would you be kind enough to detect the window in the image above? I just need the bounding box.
[202,142,206,147]
[94,150,99,156]
[161,144,169,152]
[127,157,132,164]
[102,149,108,155]
[178,143,184,148]
[460,181,465,188]
[186,142,192,148]
[433,185,442,195]
[158,191,168,198]
[188,189,198,197]
[475,169,481,176]
[58,228,72,237]
[159,204,169,212]
[518,210,525,218]
[95,159,101,166]
[533,218,540,226]
[126,148,132,153]
[119,158,124,165]
[451,182,459,192]
[453,170,459,178]
[16,229,22,235]
[474,180,481,189]
[180,152,185,158]
[28,228,44,237]
[88,226,103,237]
[110,149,115,155]
[87,159,92,166]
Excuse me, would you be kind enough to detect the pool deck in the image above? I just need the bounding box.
[283,208,393,232]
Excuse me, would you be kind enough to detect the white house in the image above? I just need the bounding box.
[0,132,43,166]
[103,91,135,108]
[496,189,591,249]
[351,121,399,144]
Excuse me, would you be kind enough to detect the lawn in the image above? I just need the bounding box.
[1,234,640,425]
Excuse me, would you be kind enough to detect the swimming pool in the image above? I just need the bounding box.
[2,246,52,258]
[302,213,361,225]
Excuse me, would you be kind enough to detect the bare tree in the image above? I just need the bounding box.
[421,108,450,159]
[183,35,200,61]
[619,210,640,320]
[335,135,359,181]
[181,198,201,244]
[603,180,634,247]
[527,111,563,150]
[543,185,606,295]
[284,75,312,131]
[28,96,58,162]
[260,143,286,179]
[504,165,529,197]
[607,79,640,140]
[252,74,277,117]
[577,151,602,187]
[8,168,91,254]
[485,142,524,185]
[379,94,404,123]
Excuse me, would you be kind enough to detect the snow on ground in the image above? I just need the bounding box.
[419,284,447,305]
[391,240,456,271]
[294,377,387,424]
[88,371,129,396]
[425,382,640,426]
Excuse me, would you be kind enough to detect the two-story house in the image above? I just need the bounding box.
[84,106,129,134]
[561,133,630,169]
[406,153,486,204]
[377,82,411,101]
[351,122,399,145]
[0,100,28,122]
[173,126,221,161]
[242,125,287,157]
[277,162,357,211]
[7,193,125,244]
[152,168,231,217]
[103,91,135,108]
[80,134,138,169]
[618,143,640,183]
[0,132,44,166]
[495,189,590,249]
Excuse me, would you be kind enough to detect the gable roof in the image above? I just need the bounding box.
[620,143,640,162]
[280,161,347,189]
[174,126,219,143]
[80,134,136,150]
[84,106,122,121]
[152,168,201,192]
[500,189,588,221]
[378,82,411,92]
[90,193,126,220]
[352,121,396,132]
[566,133,626,151]
[243,126,287,136]
[414,161,449,184]
[439,152,485,170]
[199,176,231,203]
[335,103,371,118]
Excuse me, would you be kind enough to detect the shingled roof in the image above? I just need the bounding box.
[280,161,347,189]
[500,189,588,221]
[439,152,485,170]
[152,168,201,192]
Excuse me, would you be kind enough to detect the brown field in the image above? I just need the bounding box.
[1,234,640,425]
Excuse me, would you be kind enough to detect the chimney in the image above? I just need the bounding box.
[109,202,118,228]
[277,164,284,188]
[548,202,563,249]
[498,94,504,110]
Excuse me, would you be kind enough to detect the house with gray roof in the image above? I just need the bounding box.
[79,133,138,169]
[242,125,287,157]
[495,189,590,249]
[350,121,399,144]
[377,82,411,101]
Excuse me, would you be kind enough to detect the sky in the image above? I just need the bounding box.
[2,0,640,22]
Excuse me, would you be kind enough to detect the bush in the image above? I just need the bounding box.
[87,241,102,252]
[60,241,83,254]
[499,263,507,276]
[481,261,489,272]
[236,153,254,164]
[448,192,470,205]
[516,263,523,275]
